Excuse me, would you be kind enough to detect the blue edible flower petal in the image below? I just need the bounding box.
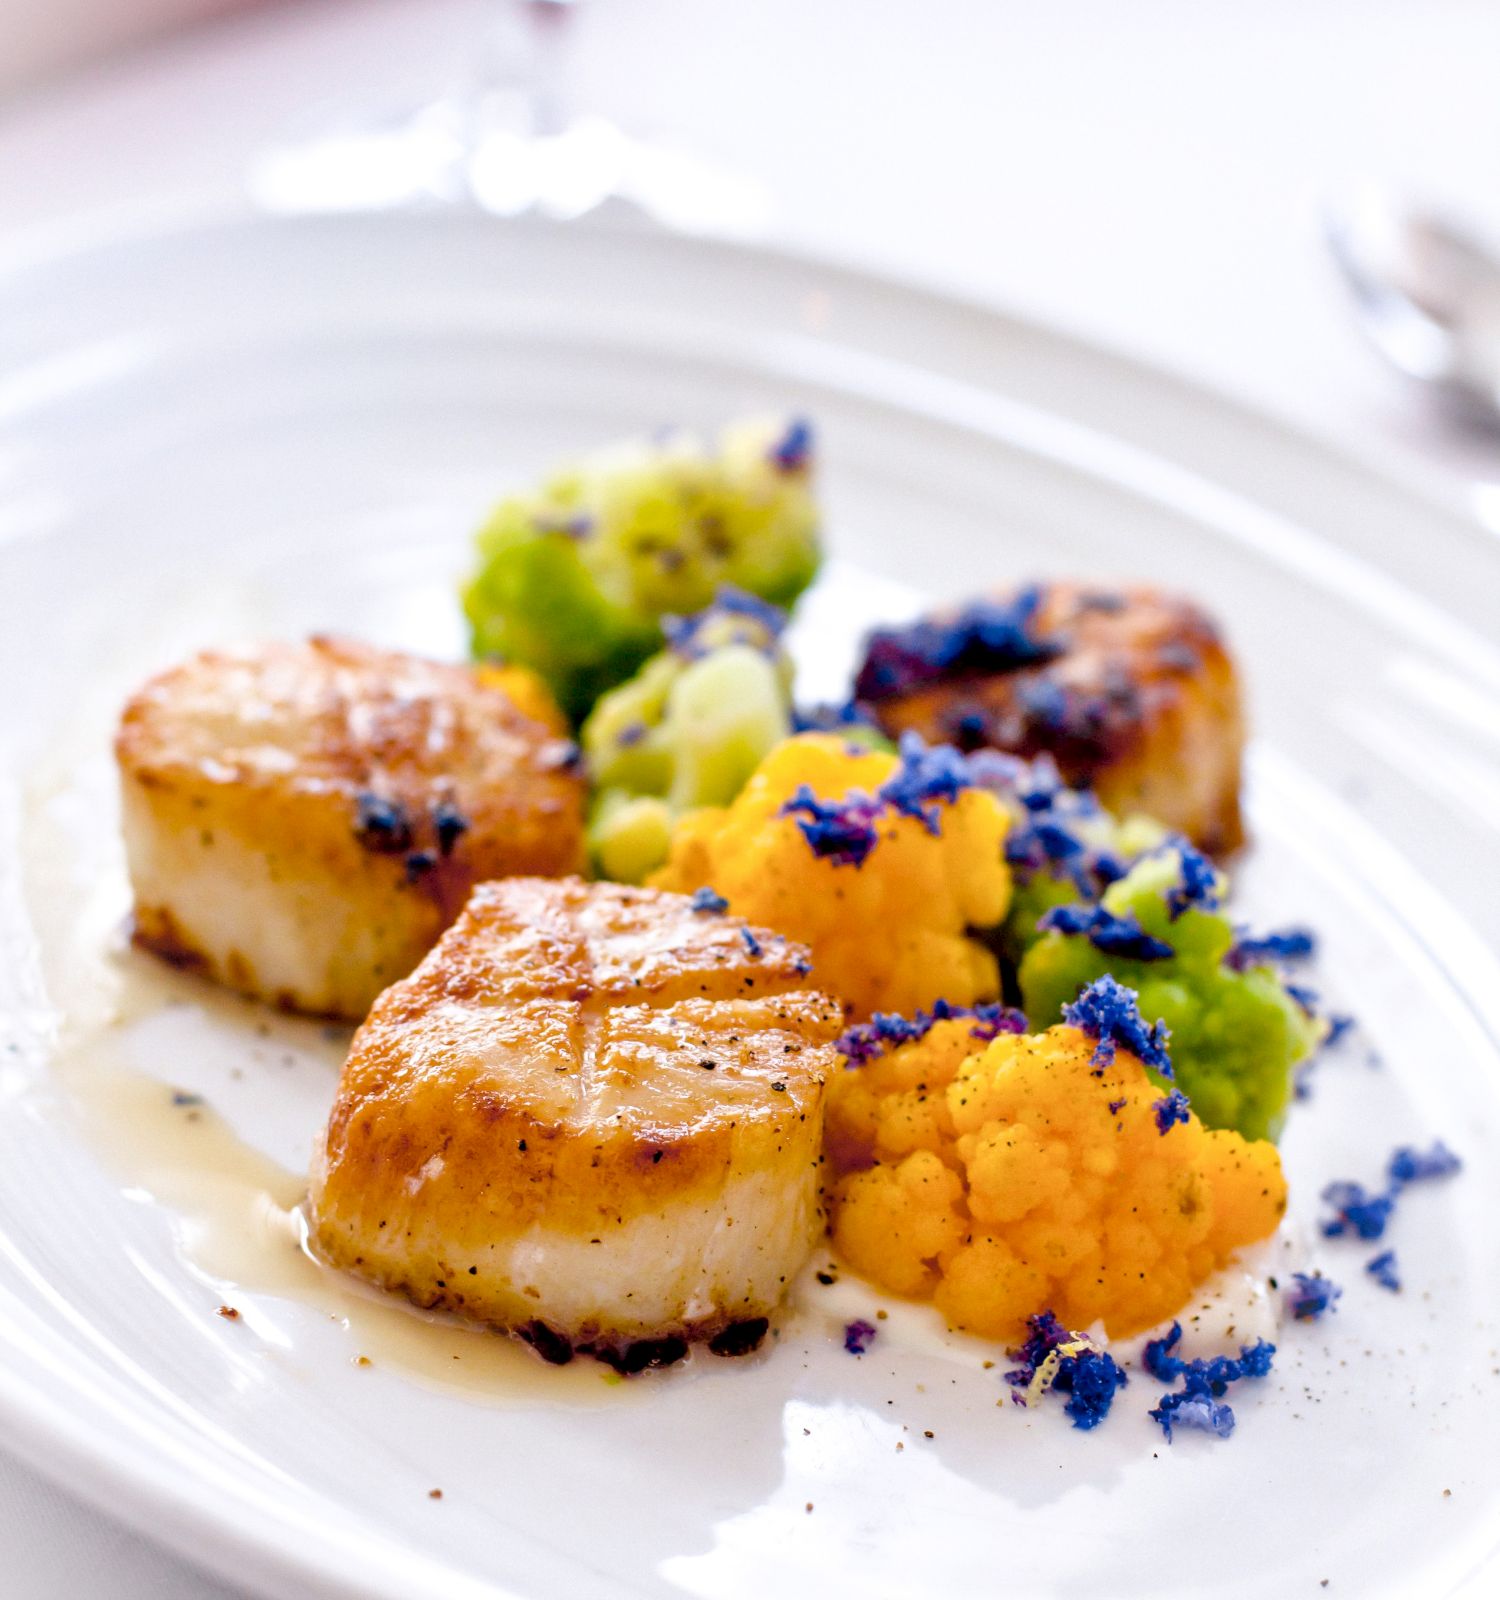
[1062,975,1173,1079]
[1004,1310,1127,1431]
[1017,676,1069,729]
[1321,1140,1462,1240]
[1162,840,1222,920]
[769,416,814,473]
[1004,1309,1070,1385]
[1365,1250,1401,1292]
[843,1319,876,1355]
[664,586,787,661]
[689,887,729,914]
[854,586,1062,703]
[1387,1141,1462,1187]
[1054,1346,1130,1431]
[1319,1179,1396,1241]
[1224,926,1317,972]
[1142,1321,1187,1383]
[1325,1014,1357,1048]
[1039,903,1175,962]
[1145,1328,1276,1442]
[877,733,972,834]
[791,698,882,736]
[779,785,881,868]
[1152,1088,1192,1135]
[1285,983,1320,1016]
[973,752,1128,901]
[1150,1391,1237,1441]
[780,733,982,867]
[1284,1272,1342,1320]
[835,999,1026,1066]
[532,510,594,540]
[740,927,763,958]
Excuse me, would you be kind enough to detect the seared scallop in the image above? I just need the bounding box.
[307,877,841,1369]
[116,636,585,1019]
[855,581,1245,853]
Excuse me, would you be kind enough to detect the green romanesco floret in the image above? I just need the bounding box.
[583,590,795,882]
[462,416,822,721]
[1018,845,1320,1143]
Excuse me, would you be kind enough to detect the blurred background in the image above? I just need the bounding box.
[5,0,1500,495]
[2,1,1497,1593]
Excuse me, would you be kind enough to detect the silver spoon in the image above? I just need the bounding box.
[1325,184,1500,427]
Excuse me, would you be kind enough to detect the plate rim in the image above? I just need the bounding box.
[3,199,1499,1600]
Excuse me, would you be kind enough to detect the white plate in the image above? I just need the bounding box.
[3,210,1500,1600]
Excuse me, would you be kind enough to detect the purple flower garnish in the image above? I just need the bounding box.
[1285,983,1320,1016]
[1387,1142,1462,1185]
[1162,840,1221,920]
[768,416,814,473]
[1224,926,1317,972]
[1152,1089,1191,1135]
[835,999,1026,1066]
[780,785,882,867]
[853,586,1062,703]
[1005,1310,1127,1431]
[1062,975,1173,1078]
[1321,1140,1462,1241]
[1320,1181,1397,1241]
[791,699,882,736]
[532,510,594,540]
[879,734,971,834]
[1153,1393,1238,1439]
[1052,1346,1129,1430]
[1017,676,1069,729]
[1038,903,1175,962]
[1325,1014,1357,1048]
[664,586,787,661]
[1284,1272,1342,1321]
[843,1319,877,1355]
[972,752,1130,901]
[689,887,729,914]
[1005,1309,1070,1384]
[1144,1321,1276,1442]
[780,732,981,866]
[1365,1250,1401,1291]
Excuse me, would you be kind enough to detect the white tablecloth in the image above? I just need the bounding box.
[3,1,1498,1592]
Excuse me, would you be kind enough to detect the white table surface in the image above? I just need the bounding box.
[3,1,1499,1593]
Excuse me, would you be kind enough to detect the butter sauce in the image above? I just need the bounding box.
[24,754,642,1405]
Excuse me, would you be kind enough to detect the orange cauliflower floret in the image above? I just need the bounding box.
[474,662,572,736]
[827,1016,1286,1342]
[650,733,1010,1017]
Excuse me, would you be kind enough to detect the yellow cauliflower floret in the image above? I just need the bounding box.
[650,734,1010,1017]
[828,1021,1286,1342]
[824,1015,982,1170]
[834,1151,968,1297]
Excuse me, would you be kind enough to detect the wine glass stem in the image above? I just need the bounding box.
[486,0,577,138]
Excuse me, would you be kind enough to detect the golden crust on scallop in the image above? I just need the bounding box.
[857,581,1245,853]
[308,877,842,1366]
[115,636,585,1019]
